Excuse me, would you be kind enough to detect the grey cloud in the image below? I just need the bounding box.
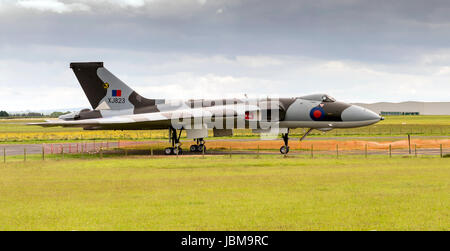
[1,0,450,63]
[1,0,450,111]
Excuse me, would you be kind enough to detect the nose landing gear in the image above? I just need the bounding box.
[280,131,290,154]
[279,128,314,155]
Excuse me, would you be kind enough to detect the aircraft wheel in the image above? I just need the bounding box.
[164,147,173,155]
[280,146,290,154]
[173,147,182,155]
[198,144,206,153]
[190,145,198,152]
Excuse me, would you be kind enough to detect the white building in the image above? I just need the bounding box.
[352,102,450,115]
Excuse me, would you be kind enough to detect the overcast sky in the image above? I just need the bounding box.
[1,0,450,111]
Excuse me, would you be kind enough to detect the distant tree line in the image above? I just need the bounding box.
[12,112,45,117]
[49,111,71,118]
[0,111,9,117]
[0,111,71,118]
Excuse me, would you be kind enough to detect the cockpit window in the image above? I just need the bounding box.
[322,95,335,102]
[299,94,335,102]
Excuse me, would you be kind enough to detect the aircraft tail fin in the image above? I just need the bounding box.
[70,62,155,110]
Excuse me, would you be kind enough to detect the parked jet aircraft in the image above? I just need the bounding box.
[32,62,383,155]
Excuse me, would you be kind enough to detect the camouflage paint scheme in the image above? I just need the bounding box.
[32,62,382,141]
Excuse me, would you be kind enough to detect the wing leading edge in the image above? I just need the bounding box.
[29,105,260,130]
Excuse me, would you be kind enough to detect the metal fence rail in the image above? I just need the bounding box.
[1,139,448,162]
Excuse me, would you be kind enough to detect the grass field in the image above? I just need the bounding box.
[0,156,448,230]
[0,115,449,144]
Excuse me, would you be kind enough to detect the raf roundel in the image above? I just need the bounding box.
[310,106,325,121]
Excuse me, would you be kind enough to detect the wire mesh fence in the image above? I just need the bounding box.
[1,139,448,163]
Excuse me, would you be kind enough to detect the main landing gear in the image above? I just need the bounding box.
[164,127,183,155]
[280,128,314,155]
[190,138,206,153]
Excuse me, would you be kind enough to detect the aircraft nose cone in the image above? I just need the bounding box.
[341,105,381,121]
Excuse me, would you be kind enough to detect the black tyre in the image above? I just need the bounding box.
[198,144,206,153]
[190,145,198,152]
[164,147,173,155]
[280,146,290,154]
[173,147,182,155]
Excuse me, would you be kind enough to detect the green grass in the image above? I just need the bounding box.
[0,156,448,230]
[0,119,78,133]
[380,115,450,125]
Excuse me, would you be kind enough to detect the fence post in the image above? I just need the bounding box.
[42,145,45,161]
[414,144,417,157]
[408,134,411,154]
[100,147,103,159]
[311,144,314,159]
[440,144,443,158]
[389,144,392,158]
[336,144,339,159]
[202,144,205,159]
[3,147,5,163]
[61,146,64,159]
[151,147,153,157]
[365,144,368,158]
[229,146,232,159]
[257,145,260,159]
[24,148,26,162]
[125,148,128,157]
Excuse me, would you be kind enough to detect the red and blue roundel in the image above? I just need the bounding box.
[310,106,325,120]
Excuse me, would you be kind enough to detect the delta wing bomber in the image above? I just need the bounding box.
[31,62,383,155]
